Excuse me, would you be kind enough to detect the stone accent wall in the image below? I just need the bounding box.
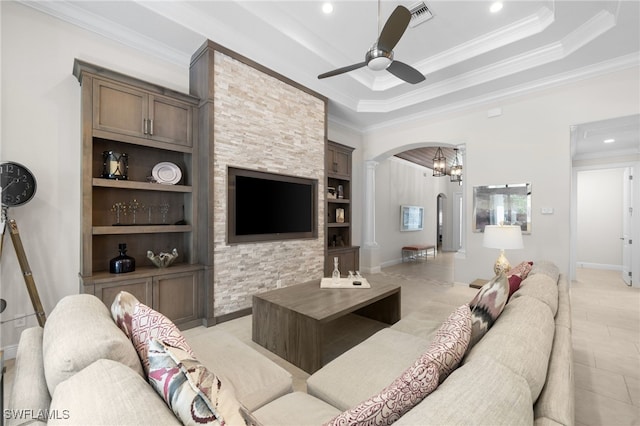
[212,51,325,316]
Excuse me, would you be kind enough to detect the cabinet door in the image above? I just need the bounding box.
[333,148,351,177]
[326,248,359,277]
[153,271,200,325]
[93,79,148,139]
[94,277,153,307]
[148,95,193,147]
[328,145,351,178]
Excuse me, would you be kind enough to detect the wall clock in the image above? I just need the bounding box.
[1,161,37,208]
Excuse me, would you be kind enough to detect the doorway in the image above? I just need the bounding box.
[437,193,446,250]
[569,114,639,287]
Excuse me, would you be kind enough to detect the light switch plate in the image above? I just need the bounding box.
[541,207,554,215]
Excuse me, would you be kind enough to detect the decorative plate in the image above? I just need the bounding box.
[152,162,181,185]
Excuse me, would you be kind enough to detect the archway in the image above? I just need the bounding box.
[360,142,465,273]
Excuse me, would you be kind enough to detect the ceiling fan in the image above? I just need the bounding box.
[318,4,425,84]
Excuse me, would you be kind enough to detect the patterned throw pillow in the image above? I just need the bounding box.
[148,338,249,426]
[506,261,533,300]
[325,361,439,426]
[508,261,534,280]
[507,274,523,300]
[110,290,138,338]
[467,273,509,350]
[422,304,472,382]
[111,291,194,374]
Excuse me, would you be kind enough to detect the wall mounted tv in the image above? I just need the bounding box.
[228,167,318,244]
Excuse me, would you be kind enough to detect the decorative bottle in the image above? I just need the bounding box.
[332,257,340,283]
[110,243,135,274]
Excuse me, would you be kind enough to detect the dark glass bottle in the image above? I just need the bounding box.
[110,243,135,273]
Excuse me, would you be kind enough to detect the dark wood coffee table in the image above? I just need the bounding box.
[252,280,401,373]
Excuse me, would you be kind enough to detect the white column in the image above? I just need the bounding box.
[362,160,381,273]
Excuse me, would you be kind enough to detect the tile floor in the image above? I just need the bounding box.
[571,267,640,426]
[3,254,640,425]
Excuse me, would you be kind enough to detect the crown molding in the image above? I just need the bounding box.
[371,6,556,91]
[358,8,618,113]
[19,0,191,66]
[359,53,640,133]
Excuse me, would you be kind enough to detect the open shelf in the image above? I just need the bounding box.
[93,178,192,192]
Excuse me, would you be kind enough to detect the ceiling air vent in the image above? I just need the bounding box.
[408,2,434,28]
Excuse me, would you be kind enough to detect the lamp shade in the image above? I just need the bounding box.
[483,225,524,250]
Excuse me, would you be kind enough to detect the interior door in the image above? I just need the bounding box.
[622,167,633,285]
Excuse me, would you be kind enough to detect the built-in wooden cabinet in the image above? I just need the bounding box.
[74,59,204,329]
[327,142,351,179]
[92,78,193,147]
[326,141,359,277]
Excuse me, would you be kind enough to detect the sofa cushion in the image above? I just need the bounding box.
[555,275,572,329]
[307,328,431,411]
[7,327,50,426]
[396,355,534,426]
[534,326,575,425]
[422,304,472,381]
[511,273,559,316]
[529,260,560,282]
[326,361,439,426]
[147,338,246,426]
[48,358,180,426]
[253,392,341,426]
[464,295,555,401]
[43,294,143,395]
[183,328,294,412]
[467,273,509,350]
[111,291,194,374]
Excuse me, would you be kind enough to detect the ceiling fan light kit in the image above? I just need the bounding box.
[318,5,425,84]
[366,45,393,71]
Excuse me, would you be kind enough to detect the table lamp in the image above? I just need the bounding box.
[483,225,524,275]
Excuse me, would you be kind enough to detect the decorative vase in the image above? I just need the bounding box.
[332,257,340,283]
[110,243,135,273]
[147,248,179,268]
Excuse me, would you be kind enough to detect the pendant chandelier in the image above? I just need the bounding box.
[432,147,446,177]
[450,148,463,183]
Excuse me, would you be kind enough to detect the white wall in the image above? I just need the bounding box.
[576,168,624,269]
[0,2,193,354]
[362,66,640,284]
[375,157,448,266]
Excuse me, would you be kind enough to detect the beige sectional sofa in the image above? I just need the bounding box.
[255,260,574,425]
[7,294,293,425]
[7,260,572,425]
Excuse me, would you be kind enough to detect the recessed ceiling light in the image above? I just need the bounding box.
[490,2,503,13]
[603,138,615,144]
[322,2,334,14]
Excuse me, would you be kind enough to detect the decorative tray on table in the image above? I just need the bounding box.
[320,277,371,289]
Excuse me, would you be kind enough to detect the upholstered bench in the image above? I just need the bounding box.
[401,245,436,262]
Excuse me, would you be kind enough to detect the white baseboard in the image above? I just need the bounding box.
[1,344,18,360]
[380,258,403,268]
[360,265,382,274]
[576,262,622,271]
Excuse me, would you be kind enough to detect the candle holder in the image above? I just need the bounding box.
[102,151,128,180]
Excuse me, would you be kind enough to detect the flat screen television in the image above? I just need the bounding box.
[228,167,318,244]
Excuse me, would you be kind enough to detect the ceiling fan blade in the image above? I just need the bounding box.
[318,62,367,79]
[387,61,425,84]
[377,5,411,52]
